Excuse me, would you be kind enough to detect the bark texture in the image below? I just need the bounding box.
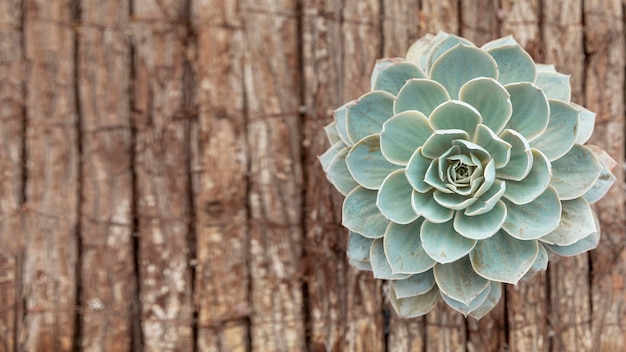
[0,0,624,351]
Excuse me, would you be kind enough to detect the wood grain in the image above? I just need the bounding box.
[190,1,250,351]
[77,1,135,350]
[132,0,194,350]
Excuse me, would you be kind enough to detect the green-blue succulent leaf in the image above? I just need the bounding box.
[326,147,359,195]
[389,284,440,318]
[496,129,533,181]
[530,100,579,161]
[429,100,482,137]
[481,35,519,51]
[334,102,353,145]
[319,141,345,171]
[412,189,455,223]
[421,220,477,263]
[421,129,470,159]
[472,124,512,168]
[459,78,513,135]
[346,134,400,189]
[440,282,491,317]
[381,111,433,165]
[371,60,426,95]
[470,230,539,284]
[426,34,476,72]
[534,71,571,102]
[572,103,595,144]
[487,44,537,85]
[504,82,550,141]
[502,186,561,240]
[539,197,597,246]
[521,244,549,281]
[347,231,374,261]
[377,170,419,224]
[543,231,600,257]
[454,200,506,240]
[434,256,489,305]
[370,238,412,280]
[406,148,435,193]
[342,186,390,238]
[349,258,373,271]
[346,91,395,143]
[384,219,436,274]
[503,149,551,205]
[469,281,503,320]
[551,144,603,200]
[583,164,616,204]
[394,78,450,116]
[464,179,506,216]
[392,270,436,299]
[324,121,342,145]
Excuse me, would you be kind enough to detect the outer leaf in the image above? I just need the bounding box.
[394,78,450,116]
[421,220,476,263]
[372,60,426,95]
[503,149,552,205]
[406,33,438,68]
[426,34,476,72]
[381,111,433,165]
[530,100,579,161]
[539,197,597,246]
[392,270,436,299]
[534,71,571,101]
[551,144,603,200]
[384,219,436,274]
[334,102,352,145]
[496,129,533,181]
[502,186,561,240]
[346,134,400,189]
[470,230,539,284]
[389,285,440,318]
[319,141,345,171]
[521,244,549,281]
[349,258,372,271]
[346,91,395,143]
[326,146,359,195]
[412,189,455,223]
[440,283,491,317]
[459,78,513,135]
[469,281,503,320]
[572,103,595,144]
[347,231,374,261]
[430,44,498,99]
[433,256,489,305]
[487,44,537,85]
[324,121,342,145]
[370,238,411,280]
[429,100,482,137]
[504,82,550,141]
[583,165,616,204]
[342,186,390,238]
[453,200,507,240]
[377,169,419,224]
[543,231,600,257]
[481,35,519,51]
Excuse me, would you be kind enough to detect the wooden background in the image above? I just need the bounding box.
[0,0,624,351]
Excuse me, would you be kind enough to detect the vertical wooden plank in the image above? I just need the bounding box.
[499,2,548,351]
[190,1,249,351]
[301,1,347,351]
[584,0,626,349]
[459,3,508,352]
[420,0,460,35]
[132,1,194,350]
[242,0,305,350]
[0,1,24,350]
[341,1,386,350]
[542,2,592,351]
[77,0,135,350]
[380,1,426,350]
[22,0,78,350]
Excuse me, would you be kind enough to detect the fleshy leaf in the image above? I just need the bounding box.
[539,197,597,246]
[551,144,603,200]
[346,134,400,189]
[433,256,489,305]
[412,189,455,223]
[440,283,490,317]
[381,111,433,165]
[502,186,561,240]
[421,220,477,263]
[481,35,519,51]
[453,200,507,240]
[472,124,511,168]
[583,165,616,204]
[342,186,390,238]
[370,238,411,280]
[469,281,503,320]
[424,158,453,193]
[496,129,533,181]
[406,148,434,193]
[504,82,550,141]
[572,103,595,144]
[459,78,513,135]
[429,100,482,137]
[372,60,426,95]
[326,147,359,195]
[384,219,436,274]
[487,44,537,85]
[465,179,506,216]
[530,100,579,161]
[426,34,476,71]
[534,71,571,102]
[377,169,419,224]
[470,230,539,284]
[503,149,551,205]
[433,190,477,211]
[535,63,556,73]
[406,33,438,68]
[324,121,342,145]
[421,130,469,159]
[389,284,440,318]
[319,141,345,171]
[334,102,352,145]
[349,258,372,271]
[394,78,450,116]
[543,231,600,257]
[392,270,436,298]
[347,231,374,261]
[346,91,395,143]
[430,44,498,99]
[521,244,549,281]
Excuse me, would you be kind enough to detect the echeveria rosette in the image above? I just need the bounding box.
[319,32,617,320]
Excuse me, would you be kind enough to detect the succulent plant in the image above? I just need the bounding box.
[320,32,617,319]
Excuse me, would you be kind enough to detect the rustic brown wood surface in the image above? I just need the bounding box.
[0,1,625,351]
